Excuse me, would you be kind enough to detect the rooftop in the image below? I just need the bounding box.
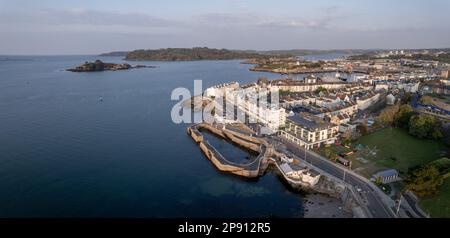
[374,169,399,178]
[280,163,294,174]
[287,113,334,130]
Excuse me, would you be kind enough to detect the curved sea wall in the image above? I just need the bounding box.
[188,124,368,217]
[199,141,263,178]
[187,125,266,178]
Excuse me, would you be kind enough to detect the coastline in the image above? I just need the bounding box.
[303,194,352,218]
[249,67,367,75]
[188,123,356,218]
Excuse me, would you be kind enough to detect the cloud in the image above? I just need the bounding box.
[0,8,180,28]
[338,26,425,33]
[324,5,339,15]
[1,4,448,54]
[257,18,332,29]
[0,6,342,34]
[193,11,341,30]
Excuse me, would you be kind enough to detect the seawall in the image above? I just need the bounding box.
[188,125,266,178]
[187,124,366,216]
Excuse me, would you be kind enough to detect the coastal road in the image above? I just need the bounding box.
[403,193,428,218]
[275,137,396,218]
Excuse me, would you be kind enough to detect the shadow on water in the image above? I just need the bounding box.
[200,130,259,165]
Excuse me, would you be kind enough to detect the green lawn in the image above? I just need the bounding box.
[419,179,450,218]
[354,128,447,174]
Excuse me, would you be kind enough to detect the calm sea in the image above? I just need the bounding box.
[0,55,314,218]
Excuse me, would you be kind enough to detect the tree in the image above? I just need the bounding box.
[279,90,290,96]
[377,103,400,125]
[257,77,270,86]
[375,177,383,186]
[357,123,369,136]
[420,96,433,105]
[409,115,443,139]
[401,92,412,105]
[324,147,332,158]
[372,120,382,129]
[404,165,444,197]
[324,147,338,161]
[315,86,327,94]
[394,104,415,128]
[341,130,353,145]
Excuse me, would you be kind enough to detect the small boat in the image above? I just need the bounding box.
[99,97,103,102]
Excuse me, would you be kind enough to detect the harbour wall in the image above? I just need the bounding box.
[188,124,367,217]
[188,125,266,178]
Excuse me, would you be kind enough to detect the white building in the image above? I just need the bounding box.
[386,94,396,105]
[204,82,240,98]
[339,122,358,133]
[304,74,318,84]
[375,83,389,91]
[356,92,381,110]
[279,163,321,186]
[269,79,349,93]
[371,169,400,184]
[388,81,420,93]
[228,85,286,132]
[280,163,298,178]
[281,113,338,150]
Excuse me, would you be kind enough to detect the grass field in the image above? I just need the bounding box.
[354,128,447,174]
[354,128,449,217]
[419,179,450,218]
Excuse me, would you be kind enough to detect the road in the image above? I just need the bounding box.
[274,137,396,218]
[403,193,427,218]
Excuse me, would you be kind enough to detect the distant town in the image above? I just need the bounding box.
[187,48,450,218]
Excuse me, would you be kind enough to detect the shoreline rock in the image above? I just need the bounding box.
[67,60,156,72]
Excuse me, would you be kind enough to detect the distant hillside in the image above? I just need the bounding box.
[124,47,280,61]
[99,51,130,57]
[100,48,378,61]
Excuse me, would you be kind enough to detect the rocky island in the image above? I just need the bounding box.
[67,60,155,72]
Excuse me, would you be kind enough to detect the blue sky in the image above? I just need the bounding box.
[0,0,449,54]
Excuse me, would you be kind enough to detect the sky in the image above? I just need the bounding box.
[0,0,449,54]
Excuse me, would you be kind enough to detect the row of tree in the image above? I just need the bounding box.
[376,101,443,140]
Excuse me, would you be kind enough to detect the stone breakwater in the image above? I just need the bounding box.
[187,123,370,217]
[187,124,269,178]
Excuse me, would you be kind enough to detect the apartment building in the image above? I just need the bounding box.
[281,113,338,150]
